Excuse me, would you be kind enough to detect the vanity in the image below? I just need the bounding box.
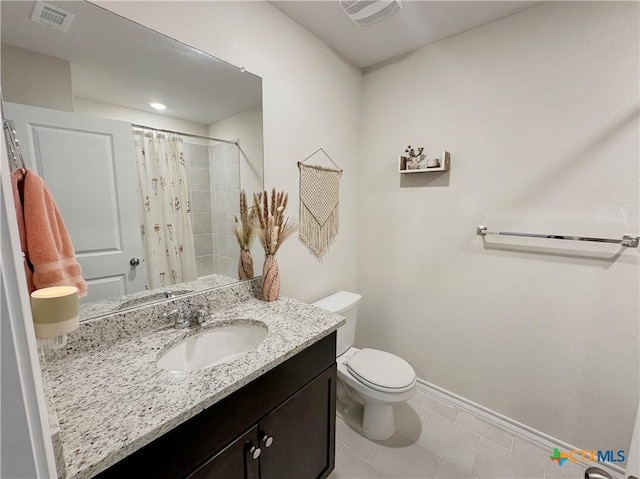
[99,334,336,479]
[41,280,344,479]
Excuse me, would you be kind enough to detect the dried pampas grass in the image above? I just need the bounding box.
[252,189,297,255]
[230,190,256,251]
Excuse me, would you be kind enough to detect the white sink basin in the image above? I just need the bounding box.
[157,323,268,372]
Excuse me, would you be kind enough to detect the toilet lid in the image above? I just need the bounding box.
[346,348,416,392]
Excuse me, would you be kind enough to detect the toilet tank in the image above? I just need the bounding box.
[312,291,362,356]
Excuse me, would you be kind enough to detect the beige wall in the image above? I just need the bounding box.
[97,0,638,456]
[209,106,263,197]
[74,97,208,137]
[358,1,639,454]
[96,1,361,302]
[209,107,265,272]
[1,43,74,112]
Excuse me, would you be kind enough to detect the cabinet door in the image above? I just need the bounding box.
[258,365,337,479]
[188,426,260,479]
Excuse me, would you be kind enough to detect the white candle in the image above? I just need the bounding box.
[30,286,79,339]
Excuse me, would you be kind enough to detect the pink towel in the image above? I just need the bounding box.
[11,169,87,297]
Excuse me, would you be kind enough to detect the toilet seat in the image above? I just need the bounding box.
[346,348,416,393]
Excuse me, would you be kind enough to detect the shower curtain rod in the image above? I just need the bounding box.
[131,123,237,145]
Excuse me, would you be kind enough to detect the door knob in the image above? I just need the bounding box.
[584,468,613,479]
[249,445,261,460]
[129,257,140,267]
[262,435,274,448]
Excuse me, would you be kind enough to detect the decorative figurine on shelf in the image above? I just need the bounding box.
[402,145,424,170]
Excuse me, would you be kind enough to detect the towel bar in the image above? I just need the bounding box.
[477,226,639,248]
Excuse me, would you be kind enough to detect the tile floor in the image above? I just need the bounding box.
[329,390,588,479]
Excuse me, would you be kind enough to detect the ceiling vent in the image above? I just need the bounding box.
[30,2,75,32]
[339,0,403,27]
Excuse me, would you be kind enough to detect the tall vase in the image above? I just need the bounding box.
[262,254,280,302]
[238,249,254,280]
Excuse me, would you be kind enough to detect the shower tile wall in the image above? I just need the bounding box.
[211,142,241,279]
[185,142,215,277]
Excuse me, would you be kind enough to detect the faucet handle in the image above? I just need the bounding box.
[192,309,208,325]
[164,309,188,329]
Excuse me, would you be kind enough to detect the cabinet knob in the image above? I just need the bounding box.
[249,445,261,460]
[262,435,274,448]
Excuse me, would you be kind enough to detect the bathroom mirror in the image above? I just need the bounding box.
[1,1,264,320]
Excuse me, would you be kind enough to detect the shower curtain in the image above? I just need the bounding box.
[133,130,197,289]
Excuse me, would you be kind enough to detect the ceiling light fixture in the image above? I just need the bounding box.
[339,0,403,27]
[149,102,166,111]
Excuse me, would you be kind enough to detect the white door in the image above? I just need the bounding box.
[5,102,145,303]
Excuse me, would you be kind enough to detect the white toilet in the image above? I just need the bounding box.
[312,291,416,441]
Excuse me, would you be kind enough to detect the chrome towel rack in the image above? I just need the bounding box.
[3,119,26,172]
[477,226,639,248]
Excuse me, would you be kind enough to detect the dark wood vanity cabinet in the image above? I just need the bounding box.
[97,332,337,479]
[189,426,260,479]
[258,367,335,479]
[189,365,335,479]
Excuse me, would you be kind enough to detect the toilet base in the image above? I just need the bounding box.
[337,399,363,429]
[336,396,396,441]
[362,402,395,440]
[336,380,364,429]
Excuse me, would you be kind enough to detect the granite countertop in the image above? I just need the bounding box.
[78,273,238,321]
[44,290,344,479]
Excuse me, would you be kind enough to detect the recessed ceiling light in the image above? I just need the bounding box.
[150,102,166,111]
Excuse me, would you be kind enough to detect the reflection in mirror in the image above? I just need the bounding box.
[1,1,264,320]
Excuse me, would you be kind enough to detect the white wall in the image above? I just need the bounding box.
[209,107,266,274]
[96,0,362,302]
[1,132,57,477]
[1,287,38,479]
[1,43,74,112]
[74,97,208,137]
[209,106,264,197]
[358,1,639,454]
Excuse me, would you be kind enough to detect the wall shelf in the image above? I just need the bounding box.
[399,151,450,173]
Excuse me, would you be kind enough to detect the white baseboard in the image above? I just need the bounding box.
[415,378,626,478]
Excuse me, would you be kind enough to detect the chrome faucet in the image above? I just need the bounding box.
[164,306,208,329]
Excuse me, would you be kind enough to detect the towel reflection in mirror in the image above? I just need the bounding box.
[10,167,87,297]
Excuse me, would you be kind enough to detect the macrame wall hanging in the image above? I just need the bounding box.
[297,148,343,260]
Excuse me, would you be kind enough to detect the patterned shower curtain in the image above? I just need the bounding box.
[133,129,197,289]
